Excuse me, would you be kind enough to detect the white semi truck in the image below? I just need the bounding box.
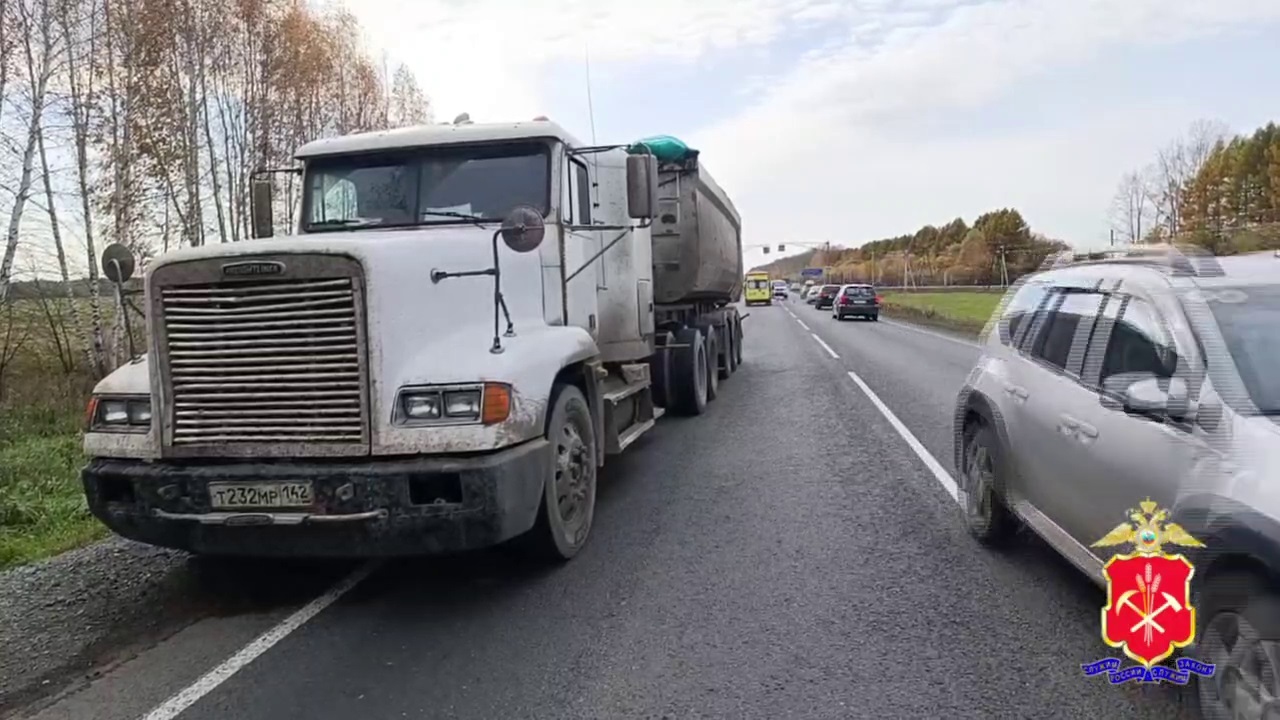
[80,119,745,561]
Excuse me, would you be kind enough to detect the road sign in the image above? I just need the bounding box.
[800,268,823,277]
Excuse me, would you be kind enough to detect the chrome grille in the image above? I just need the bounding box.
[154,261,369,453]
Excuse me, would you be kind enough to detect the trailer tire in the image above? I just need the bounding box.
[670,326,708,416]
[737,315,744,360]
[721,321,737,379]
[693,320,719,402]
[703,326,720,401]
[518,384,597,562]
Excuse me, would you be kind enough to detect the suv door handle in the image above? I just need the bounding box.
[1057,414,1079,434]
[1004,384,1029,400]
[1076,422,1098,439]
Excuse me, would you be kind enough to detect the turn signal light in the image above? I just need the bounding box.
[84,397,99,431]
[482,383,512,425]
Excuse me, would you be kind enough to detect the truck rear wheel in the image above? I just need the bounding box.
[649,331,674,409]
[733,316,743,367]
[721,322,737,379]
[670,326,708,416]
[520,384,597,562]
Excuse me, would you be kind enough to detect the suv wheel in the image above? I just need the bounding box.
[1194,571,1280,720]
[960,420,1014,545]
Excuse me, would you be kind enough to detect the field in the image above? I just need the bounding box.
[0,294,124,570]
[879,290,1005,335]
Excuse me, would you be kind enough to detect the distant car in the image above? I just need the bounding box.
[790,283,801,293]
[772,282,789,299]
[812,284,841,310]
[803,286,820,304]
[831,284,881,321]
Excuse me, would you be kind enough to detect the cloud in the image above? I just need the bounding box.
[689,0,1280,254]
[345,0,1280,257]
[347,0,837,122]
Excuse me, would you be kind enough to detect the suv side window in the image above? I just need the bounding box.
[1097,295,1177,384]
[999,281,1050,347]
[1026,290,1104,373]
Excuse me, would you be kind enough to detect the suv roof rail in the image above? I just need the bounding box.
[1038,243,1224,278]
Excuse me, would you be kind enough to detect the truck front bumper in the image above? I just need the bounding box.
[82,439,549,558]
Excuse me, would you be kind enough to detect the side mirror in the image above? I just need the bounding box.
[250,179,274,239]
[1111,374,1195,420]
[625,153,658,220]
[499,205,545,253]
[101,243,136,283]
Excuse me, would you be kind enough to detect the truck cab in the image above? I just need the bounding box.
[80,120,742,563]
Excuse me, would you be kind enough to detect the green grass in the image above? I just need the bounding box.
[880,291,1004,335]
[0,404,103,570]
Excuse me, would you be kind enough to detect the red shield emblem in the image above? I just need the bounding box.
[1101,553,1196,667]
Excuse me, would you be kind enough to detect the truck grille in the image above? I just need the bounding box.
[152,256,369,455]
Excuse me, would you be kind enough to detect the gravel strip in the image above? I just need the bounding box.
[0,538,191,715]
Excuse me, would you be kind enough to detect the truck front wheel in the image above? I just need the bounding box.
[521,384,597,562]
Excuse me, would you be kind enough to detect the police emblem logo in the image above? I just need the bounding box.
[1080,499,1217,685]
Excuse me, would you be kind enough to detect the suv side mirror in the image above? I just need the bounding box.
[625,153,658,220]
[1110,374,1196,420]
[250,179,275,238]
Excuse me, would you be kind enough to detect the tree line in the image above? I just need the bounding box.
[753,208,1067,287]
[0,0,431,397]
[1110,119,1280,253]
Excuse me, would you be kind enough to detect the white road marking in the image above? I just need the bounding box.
[140,561,379,720]
[845,369,960,502]
[795,318,810,331]
[811,334,839,359]
[879,318,982,349]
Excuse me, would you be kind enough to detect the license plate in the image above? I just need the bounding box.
[852,299,867,304]
[208,481,314,509]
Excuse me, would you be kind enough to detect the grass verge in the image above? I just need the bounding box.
[880,291,1004,336]
[0,404,102,570]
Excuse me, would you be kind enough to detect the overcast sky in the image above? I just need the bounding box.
[344,0,1280,270]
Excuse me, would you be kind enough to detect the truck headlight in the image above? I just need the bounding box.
[88,396,151,432]
[396,383,511,426]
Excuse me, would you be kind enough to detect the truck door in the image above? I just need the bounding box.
[563,155,602,337]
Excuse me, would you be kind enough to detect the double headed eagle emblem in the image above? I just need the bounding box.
[1091,498,1204,555]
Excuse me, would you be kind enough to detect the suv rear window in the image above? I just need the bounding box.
[821,285,839,293]
[844,286,874,296]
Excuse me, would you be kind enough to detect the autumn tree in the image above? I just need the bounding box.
[388,63,430,128]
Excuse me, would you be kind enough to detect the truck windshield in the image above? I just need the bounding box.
[301,142,550,233]
[1201,284,1279,415]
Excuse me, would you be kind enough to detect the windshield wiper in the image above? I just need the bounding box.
[420,210,493,228]
[309,218,382,228]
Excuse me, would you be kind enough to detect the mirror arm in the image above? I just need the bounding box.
[108,260,139,362]
[564,229,631,284]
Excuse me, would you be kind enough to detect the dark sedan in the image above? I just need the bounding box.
[812,284,841,310]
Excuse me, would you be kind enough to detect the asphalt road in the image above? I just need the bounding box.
[25,300,1198,720]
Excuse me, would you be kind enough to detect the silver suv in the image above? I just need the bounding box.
[953,247,1279,718]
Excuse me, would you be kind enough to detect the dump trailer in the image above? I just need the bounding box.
[80,119,744,562]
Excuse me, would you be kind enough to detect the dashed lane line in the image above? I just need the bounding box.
[811,334,839,359]
[844,369,960,503]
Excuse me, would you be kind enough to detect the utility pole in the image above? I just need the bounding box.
[996,244,1009,288]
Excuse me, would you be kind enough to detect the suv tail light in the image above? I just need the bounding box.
[875,295,883,304]
[840,295,853,305]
